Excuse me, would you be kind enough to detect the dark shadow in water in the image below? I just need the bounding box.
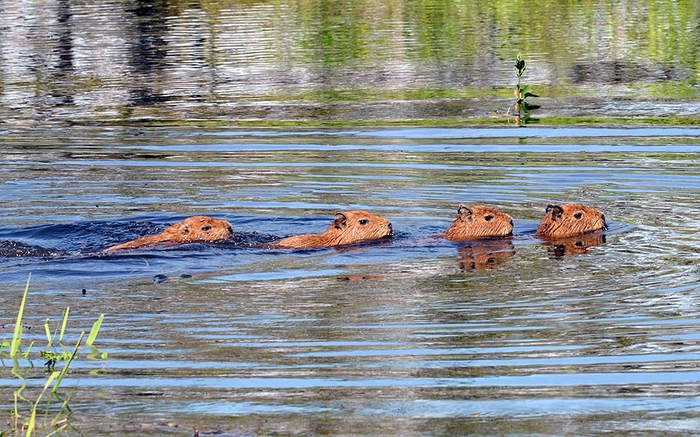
[570,60,689,84]
[0,240,65,258]
[54,0,74,106]
[542,233,606,258]
[456,239,515,272]
[0,220,168,254]
[126,0,170,105]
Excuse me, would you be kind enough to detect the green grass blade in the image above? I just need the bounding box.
[10,274,31,359]
[52,332,84,395]
[44,318,52,349]
[86,314,104,347]
[27,371,60,437]
[13,390,19,431]
[51,387,74,429]
[58,307,70,345]
[11,356,29,403]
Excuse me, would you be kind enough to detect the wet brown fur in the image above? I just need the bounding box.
[273,210,393,249]
[536,203,607,239]
[103,216,233,252]
[442,204,514,241]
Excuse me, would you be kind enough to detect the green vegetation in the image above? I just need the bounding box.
[3,0,700,127]
[510,53,539,125]
[0,275,106,436]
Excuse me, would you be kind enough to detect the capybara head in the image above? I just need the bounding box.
[274,210,393,249]
[165,216,234,243]
[103,215,233,252]
[442,204,514,241]
[536,203,607,239]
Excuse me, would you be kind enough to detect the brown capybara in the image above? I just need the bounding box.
[442,204,514,241]
[273,210,393,249]
[103,216,233,252]
[536,203,607,239]
[457,242,515,272]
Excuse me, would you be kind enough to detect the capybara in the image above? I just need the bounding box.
[103,216,233,252]
[273,210,393,249]
[442,204,514,241]
[536,203,607,239]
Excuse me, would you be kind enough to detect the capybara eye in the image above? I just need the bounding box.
[574,212,584,219]
[201,226,212,232]
[359,219,369,225]
[484,215,494,222]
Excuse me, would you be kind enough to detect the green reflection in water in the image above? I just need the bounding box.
[2,0,700,125]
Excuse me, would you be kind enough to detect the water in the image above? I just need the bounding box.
[2,127,700,435]
[3,0,700,435]
[2,0,700,124]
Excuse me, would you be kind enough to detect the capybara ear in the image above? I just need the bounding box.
[333,212,348,230]
[177,222,191,235]
[457,204,473,222]
[545,204,564,221]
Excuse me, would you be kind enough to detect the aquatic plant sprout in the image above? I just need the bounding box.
[1,275,106,436]
[511,53,539,125]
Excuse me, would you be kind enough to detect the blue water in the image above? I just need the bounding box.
[2,127,700,436]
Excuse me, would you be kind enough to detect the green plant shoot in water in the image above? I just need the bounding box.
[0,274,106,436]
[511,53,539,125]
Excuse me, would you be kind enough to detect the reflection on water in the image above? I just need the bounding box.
[1,128,700,435]
[542,233,607,258]
[1,1,700,123]
[456,240,515,272]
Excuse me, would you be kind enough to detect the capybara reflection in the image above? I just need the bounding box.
[544,234,606,257]
[273,210,393,249]
[442,204,514,241]
[457,242,515,272]
[536,203,606,239]
[103,216,233,252]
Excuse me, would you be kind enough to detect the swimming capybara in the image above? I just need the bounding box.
[442,204,514,241]
[103,216,233,252]
[536,203,607,239]
[273,210,393,249]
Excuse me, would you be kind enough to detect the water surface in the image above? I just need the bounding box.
[2,0,700,124]
[2,127,700,435]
